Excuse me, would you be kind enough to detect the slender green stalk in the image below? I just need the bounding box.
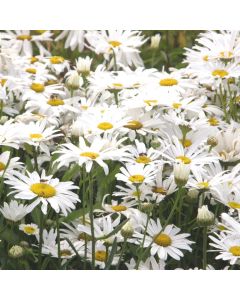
[116,237,127,270]
[38,212,44,269]
[89,173,95,269]
[203,226,208,270]
[164,187,183,228]
[56,213,61,269]
[136,212,151,269]
[32,146,39,174]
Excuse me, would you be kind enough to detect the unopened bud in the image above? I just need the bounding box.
[151,138,161,149]
[174,162,190,186]
[140,202,154,214]
[9,245,24,258]
[121,221,134,238]
[207,136,218,147]
[76,56,92,76]
[19,241,30,248]
[65,71,82,90]
[187,189,199,201]
[197,205,215,227]
[150,34,161,49]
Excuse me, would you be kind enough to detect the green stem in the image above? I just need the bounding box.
[136,212,151,269]
[164,187,183,228]
[203,226,208,270]
[89,173,95,269]
[116,237,127,270]
[38,212,44,269]
[56,213,61,269]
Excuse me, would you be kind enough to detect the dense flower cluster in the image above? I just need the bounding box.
[1,30,240,270]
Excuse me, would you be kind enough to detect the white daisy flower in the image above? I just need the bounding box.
[134,218,193,261]
[19,223,39,236]
[0,200,30,222]
[5,170,80,216]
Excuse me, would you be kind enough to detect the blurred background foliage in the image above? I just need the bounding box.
[49,30,203,71]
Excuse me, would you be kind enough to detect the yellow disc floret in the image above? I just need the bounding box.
[159,78,178,86]
[154,233,172,247]
[30,183,56,198]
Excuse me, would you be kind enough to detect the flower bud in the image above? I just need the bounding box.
[9,245,24,258]
[65,71,82,90]
[207,136,218,147]
[174,162,190,186]
[151,138,161,149]
[76,56,92,76]
[186,189,199,202]
[150,34,161,49]
[139,202,154,214]
[19,241,30,248]
[121,221,134,238]
[197,205,215,227]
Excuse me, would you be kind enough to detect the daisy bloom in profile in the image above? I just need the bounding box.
[5,170,80,216]
[0,120,21,149]
[19,223,39,236]
[85,30,147,68]
[0,151,22,177]
[55,30,85,52]
[0,200,30,222]
[134,218,193,260]
[4,30,52,56]
[116,163,157,185]
[55,136,126,175]
[21,120,62,155]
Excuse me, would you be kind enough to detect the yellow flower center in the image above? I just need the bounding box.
[111,205,127,212]
[197,182,209,189]
[203,55,209,61]
[25,68,36,74]
[144,100,158,106]
[30,183,56,198]
[29,133,43,140]
[17,35,32,41]
[95,250,107,262]
[109,40,122,47]
[60,249,72,257]
[0,79,7,86]
[180,139,192,148]
[50,56,65,64]
[47,98,64,106]
[154,233,172,247]
[80,152,99,160]
[172,102,182,109]
[228,201,240,209]
[30,83,45,93]
[124,120,143,130]
[208,117,219,126]
[212,69,229,78]
[159,78,178,86]
[229,246,240,256]
[30,57,39,64]
[45,79,58,86]
[176,155,192,164]
[219,51,233,59]
[135,155,151,164]
[129,174,145,183]
[112,83,123,89]
[152,186,167,194]
[217,225,227,231]
[97,122,113,131]
[23,226,36,235]
[0,162,6,172]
